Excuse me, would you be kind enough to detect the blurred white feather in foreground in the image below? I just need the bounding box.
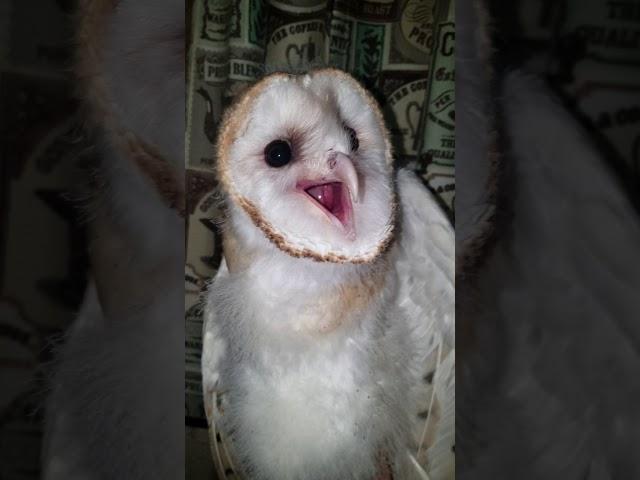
[457,2,640,478]
[42,0,184,478]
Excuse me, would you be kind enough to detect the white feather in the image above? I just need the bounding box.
[393,170,455,480]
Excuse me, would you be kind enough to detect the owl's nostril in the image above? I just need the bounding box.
[328,154,337,169]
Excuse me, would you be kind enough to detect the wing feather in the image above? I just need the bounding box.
[201,259,235,479]
[393,169,455,480]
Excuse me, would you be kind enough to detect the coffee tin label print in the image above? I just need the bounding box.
[229,45,265,82]
[333,0,398,23]
[198,48,230,84]
[427,88,454,143]
[265,19,326,70]
[201,0,235,43]
[390,0,436,65]
[187,47,226,170]
[422,22,454,160]
[565,0,640,66]
[269,0,329,15]
[248,0,266,47]
[386,78,429,157]
[401,0,436,53]
[421,21,454,164]
[329,15,353,70]
[354,22,385,83]
[420,0,455,210]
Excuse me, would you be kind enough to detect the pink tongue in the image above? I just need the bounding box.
[306,183,339,213]
[303,181,353,237]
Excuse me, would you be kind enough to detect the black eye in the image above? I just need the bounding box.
[264,140,292,168]
[343,124,359,152]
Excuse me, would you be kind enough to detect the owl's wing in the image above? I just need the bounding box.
[202,259,242,479]
[201,258,228,417]
[393,169,455,480]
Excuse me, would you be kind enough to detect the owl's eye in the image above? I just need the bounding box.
[264,140,292,168]
[343,124,359,152]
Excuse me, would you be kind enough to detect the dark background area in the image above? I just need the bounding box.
[0,1,88,478]
[490,0,640,192]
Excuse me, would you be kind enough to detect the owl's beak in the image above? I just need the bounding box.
[297,152,359,240]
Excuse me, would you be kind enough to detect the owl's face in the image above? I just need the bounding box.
[217,69,396,264]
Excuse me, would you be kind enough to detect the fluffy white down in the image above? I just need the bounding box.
[202,168,455,480]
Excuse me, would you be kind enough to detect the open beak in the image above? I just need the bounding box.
[297,152,359,240]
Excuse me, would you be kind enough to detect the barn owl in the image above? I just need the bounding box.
[201,69,455,480]
[42,1,184,479]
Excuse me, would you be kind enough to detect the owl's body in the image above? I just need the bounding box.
[206,258,406,480]
[202,70,454,480]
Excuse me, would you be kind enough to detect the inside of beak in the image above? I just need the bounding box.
[298,152,359,239]
[305,182,349,222]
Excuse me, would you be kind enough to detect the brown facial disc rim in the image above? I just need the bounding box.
[216,68,397,264]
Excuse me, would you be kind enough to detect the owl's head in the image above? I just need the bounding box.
[217,69,397,264]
